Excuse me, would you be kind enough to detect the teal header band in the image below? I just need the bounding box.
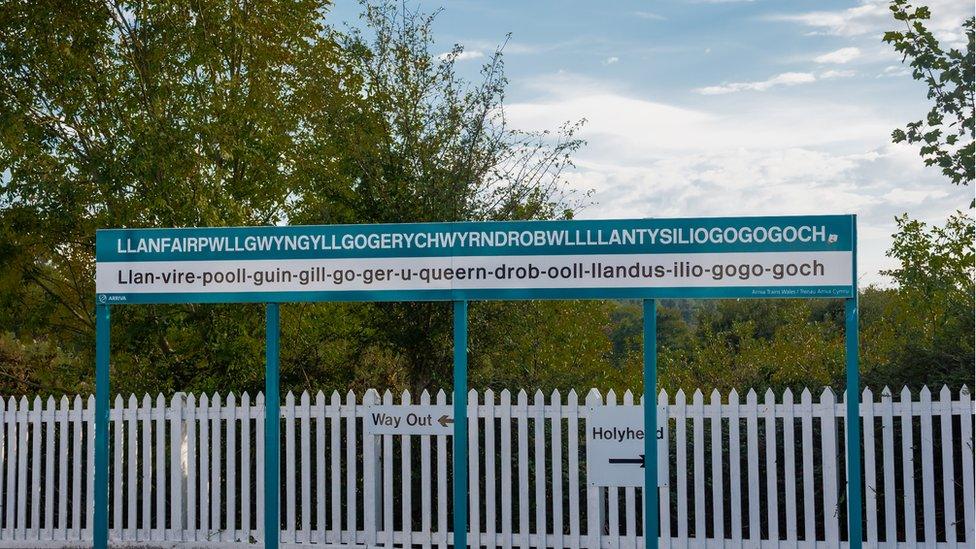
[97,215,853,262]
[95,215,856,304]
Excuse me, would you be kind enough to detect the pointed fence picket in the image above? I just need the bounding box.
[0,386,969,547]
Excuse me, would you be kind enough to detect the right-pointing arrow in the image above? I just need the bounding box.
[608,454,645,468]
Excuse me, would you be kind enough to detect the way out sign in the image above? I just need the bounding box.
[365,404,454,435]
[587,407,666,487]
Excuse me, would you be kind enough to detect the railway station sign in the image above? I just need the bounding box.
[95,215,856,304]
[587,407,666,487]
[365,404,455,436]
[92,214,861,549]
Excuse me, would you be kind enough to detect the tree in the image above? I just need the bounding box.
[0,0,371,393]
[0,0,592,396]
[293,2,587,393]
[884,1,974,194]
[864,213,975,389]
[657,300,846,394]
[874,2,976,390]
[606,301,693,369]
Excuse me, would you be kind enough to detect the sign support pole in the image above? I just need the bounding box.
[453,300,469,549]
[845,295,861,547]
[265,303,281,549]
[93,303,110,549]
[643,299,658,549]
[845,217,862,549]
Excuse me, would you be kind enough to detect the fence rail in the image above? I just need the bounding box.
[0,386,971,548]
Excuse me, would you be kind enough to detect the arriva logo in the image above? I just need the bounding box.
[828,234,838,244]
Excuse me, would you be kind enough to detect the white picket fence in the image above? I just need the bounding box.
[0,386,971,548]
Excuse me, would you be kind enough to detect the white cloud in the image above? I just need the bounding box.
[634,11,665,20]
[437,49,484,62]
[458,50,485,61]
[820,69,856,79]
[695,72,816,95]
[878,65,911,78]
[604,56,620,65]
[770,3,888,37]
[695,68,856,95]
[814,47,862,64]
[882,188,949,205]
[505,72,971,284]
[512,72,891,152]
[769,0,972,46]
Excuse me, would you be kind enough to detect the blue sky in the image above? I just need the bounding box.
[331,0,974,285]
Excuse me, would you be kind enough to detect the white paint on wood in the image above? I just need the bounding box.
[0,386,967,548]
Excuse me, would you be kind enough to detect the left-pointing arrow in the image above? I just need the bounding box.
[608,454,645,468]
[438,414,454,427]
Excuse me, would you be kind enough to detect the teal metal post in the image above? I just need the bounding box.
[845,296,862,547]
[643,299,658,548]
[453,300,468,549]
[265,303,281,549]
[846,216,862,548]
[93,304,110,549]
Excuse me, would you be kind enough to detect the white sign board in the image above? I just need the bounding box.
[94,216,856,304]
[587,406,666,487]
[365,405,454,436]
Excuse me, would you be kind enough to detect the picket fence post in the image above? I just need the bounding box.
[880,387,897,545]
[585,388,601,549]
[622,390,635,548]
[436,389,448,549]
[516,389,530,549]
[728,389,741,545]
[863,387,878,544]
[961,386,975,545]
[567,389,580,549]
[782,388,797,546]
[500,389,513,549]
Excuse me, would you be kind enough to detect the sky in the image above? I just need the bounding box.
[331,0,975,285]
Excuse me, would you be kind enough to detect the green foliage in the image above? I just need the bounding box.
[882,212,974,295]
[646,213,975,394]
[873,3,976,390]
[286,2,586,394]
[606,301,693,369]
[0,332,89,395]
[865,213,975,389]
[0,0,593,397]
[656,301,844,394]
[469,300,630,394]
[0,0,365,393]
[884,1,974,192]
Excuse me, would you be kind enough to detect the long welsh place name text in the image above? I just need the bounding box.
[114,225,834,255]
[113,259,827,288]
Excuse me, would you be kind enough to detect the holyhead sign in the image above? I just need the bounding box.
[95,215,854,303]
[92,214,860,549]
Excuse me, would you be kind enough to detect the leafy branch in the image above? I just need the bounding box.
[883,1,974,191]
